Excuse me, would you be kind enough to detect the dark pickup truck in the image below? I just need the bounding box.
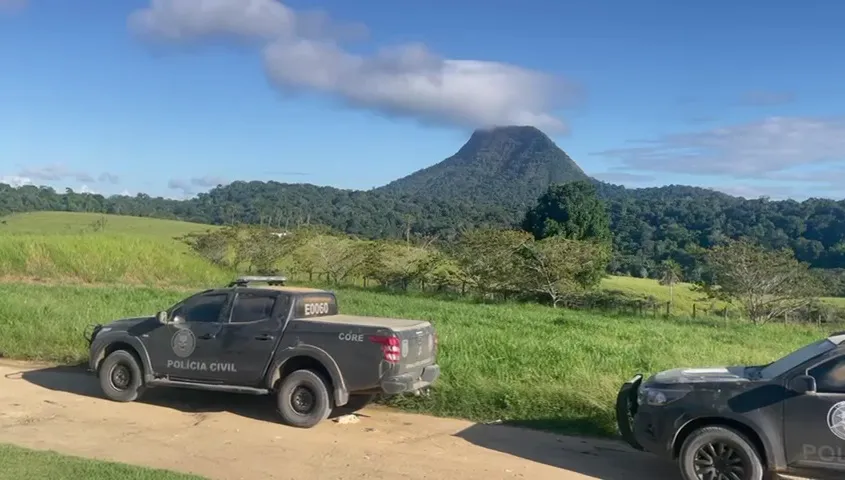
[616,331,845,480]
[86,276,441,428]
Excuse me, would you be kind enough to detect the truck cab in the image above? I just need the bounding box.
[87,276,440,428]
[616,332,845,480]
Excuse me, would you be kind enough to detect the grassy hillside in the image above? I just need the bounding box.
[601,275,728,314]
[0,281,826,436]
[0,234,231,286]
[0,212,217,239]
[0,211,836,315]
[0,212,231,286]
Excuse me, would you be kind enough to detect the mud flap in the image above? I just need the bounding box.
[615,374,644,451]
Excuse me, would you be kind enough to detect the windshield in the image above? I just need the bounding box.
[758,339,836,380]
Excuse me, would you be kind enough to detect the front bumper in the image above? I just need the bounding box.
[84,324,103,347]
[616,374,645,451]
[381,364,441,395]
[616,374,684,459]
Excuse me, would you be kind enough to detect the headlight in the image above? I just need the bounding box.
[637,387,691,406]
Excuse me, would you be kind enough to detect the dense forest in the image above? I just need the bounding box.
[3,126,845,293]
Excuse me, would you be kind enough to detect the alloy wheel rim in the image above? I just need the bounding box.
[693,441,746,480]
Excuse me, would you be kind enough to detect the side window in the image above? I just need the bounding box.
[230,292,278,324]
[809,356,845,394]
[179,293,228,324]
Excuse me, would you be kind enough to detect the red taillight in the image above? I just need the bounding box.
[369,334,400,363]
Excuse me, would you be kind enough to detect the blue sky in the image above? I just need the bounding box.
[1,0,844,200]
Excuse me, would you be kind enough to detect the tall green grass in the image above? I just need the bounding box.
[0,282,826,436]
[0,234,232,286]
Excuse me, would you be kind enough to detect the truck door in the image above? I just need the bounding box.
[784,354,845,479]
[145,291,232,381]
[214,290,290,385]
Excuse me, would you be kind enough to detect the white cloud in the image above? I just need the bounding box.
[79,184,98,194]
[593,116,845,177]
[0,175,32,187]
[129,0,367,43]
[129,0,298,42]
[129,0,578,132]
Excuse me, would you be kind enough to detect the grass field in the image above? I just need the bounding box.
[0,281,827,436]
[0,212,216,238]
[0,234,232,286]
[0,444,204,480]
[0,211,723,306]
[0,211,814,312]
[0,210,839,438]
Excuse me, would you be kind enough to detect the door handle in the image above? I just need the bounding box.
[254,334,275,341]
[197,333,215,340]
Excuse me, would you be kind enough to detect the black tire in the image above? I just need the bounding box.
[339,393,376,413]
[678,426,764,480]
[276,369,332,428]
[98,350,145,402]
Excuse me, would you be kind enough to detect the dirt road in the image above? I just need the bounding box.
[0,360,680,480]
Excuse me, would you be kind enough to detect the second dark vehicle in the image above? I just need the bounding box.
[86,276,441,428]
[617,332,845,480]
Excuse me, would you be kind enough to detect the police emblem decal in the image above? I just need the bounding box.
[827,401,845,440]
[171,328,196,358]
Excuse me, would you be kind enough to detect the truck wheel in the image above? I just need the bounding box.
[276,369,332,428]
[339,393,376,413]
[98,350,145,402]
[678,426,763,480]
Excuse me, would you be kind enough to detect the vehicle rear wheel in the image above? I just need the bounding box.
[339,393,376,413]
[98,350,145,402]
[678,426,763,480]
[276,369,332,428]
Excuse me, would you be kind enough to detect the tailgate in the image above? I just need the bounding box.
[394,323,437,373]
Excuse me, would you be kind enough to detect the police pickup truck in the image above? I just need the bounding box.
[616,331,845,480]
[86,276,440,428]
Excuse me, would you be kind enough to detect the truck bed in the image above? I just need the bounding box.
[308,314,429,331]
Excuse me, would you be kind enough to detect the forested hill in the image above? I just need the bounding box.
[377,126,590,216]
[3,125,845,280]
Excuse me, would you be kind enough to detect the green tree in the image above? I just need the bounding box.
[521,180,611,243]
[658,259,683,306]
[698,238,821,325]
[449,228,532,297]
[515,236,610,307]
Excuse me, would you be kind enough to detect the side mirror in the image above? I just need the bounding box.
[790,374,817,395]
[156,311,168,324]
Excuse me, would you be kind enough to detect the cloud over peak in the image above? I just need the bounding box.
[129,0,578,132]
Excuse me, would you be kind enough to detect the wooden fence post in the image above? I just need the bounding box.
[692,303,697,318]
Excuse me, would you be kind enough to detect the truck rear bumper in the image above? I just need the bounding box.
[381,364,440,395]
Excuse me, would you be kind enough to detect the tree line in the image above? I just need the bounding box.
[177,182,833,326]
[4,178,845,295]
